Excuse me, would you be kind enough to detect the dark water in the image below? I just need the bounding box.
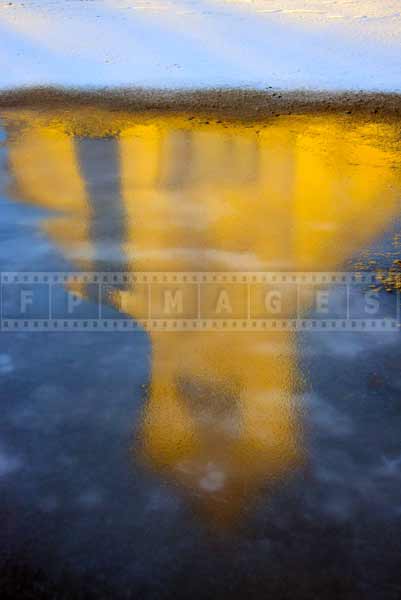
[1,108,401,598]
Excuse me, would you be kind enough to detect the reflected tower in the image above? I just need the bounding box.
[3,106,401,526]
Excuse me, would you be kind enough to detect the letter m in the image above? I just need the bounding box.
[163,289,183,314]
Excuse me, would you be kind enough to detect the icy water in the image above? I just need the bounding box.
[1,106,401,598]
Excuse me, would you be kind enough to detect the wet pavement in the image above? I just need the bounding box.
[1,104,401,598]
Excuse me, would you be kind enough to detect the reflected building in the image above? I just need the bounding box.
[2,106,401,525]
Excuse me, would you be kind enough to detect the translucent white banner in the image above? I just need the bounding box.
[1,272,398,332]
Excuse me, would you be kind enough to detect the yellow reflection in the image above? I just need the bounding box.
[5,112,92,279]
[3,107,401,526]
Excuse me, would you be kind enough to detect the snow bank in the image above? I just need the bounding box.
[0,0,400,91]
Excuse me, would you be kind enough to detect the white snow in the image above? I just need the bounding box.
[0,0,400,90]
